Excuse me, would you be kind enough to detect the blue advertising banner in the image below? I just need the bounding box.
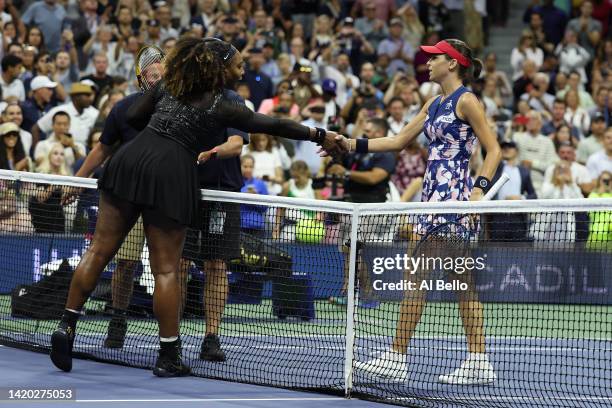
[1,235,610,304]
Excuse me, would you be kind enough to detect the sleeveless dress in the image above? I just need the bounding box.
[98,83,311,226]
[417,86,478,235]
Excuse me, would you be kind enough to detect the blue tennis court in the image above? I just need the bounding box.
[0,345,377,408]
[2,331,610,408]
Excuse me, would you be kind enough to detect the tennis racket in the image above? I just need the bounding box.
[410,173,510,279]
[135,44,165,91]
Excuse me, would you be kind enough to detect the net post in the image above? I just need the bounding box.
[343,206,359,397]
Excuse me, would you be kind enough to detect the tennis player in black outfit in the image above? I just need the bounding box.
[50,37,342,377]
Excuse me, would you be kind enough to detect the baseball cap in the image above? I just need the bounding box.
[0,122,20,136]
[593,112,606,122]
[322,78,337,95]
[31,75,58,91]
[69,83,94,95]
[389,18,404,27]
[500,140,517,149]
[343,17,354,26]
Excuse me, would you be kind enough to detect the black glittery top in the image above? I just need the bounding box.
[126,82,312,156]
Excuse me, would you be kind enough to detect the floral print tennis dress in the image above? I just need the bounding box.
[417,85,478,234]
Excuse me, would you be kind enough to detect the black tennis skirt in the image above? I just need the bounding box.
[97,129,199,226]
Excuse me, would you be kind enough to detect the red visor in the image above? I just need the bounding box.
[420,40,471,67]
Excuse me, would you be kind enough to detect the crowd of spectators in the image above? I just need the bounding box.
[0,0,609,244]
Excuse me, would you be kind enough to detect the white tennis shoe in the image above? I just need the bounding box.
[438,353,496,385]
[354,350,408,381]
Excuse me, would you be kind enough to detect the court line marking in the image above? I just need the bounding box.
[77,397,347,403]
[68,344,612,352]
[396,396,612,402]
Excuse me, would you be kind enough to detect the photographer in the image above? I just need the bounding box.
[335,17,374,75]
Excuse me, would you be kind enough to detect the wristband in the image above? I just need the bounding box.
[474,176,491,193]
[356,138,368,154]
[312,127,326,145]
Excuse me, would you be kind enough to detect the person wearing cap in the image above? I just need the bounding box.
[32,82,99,147]
[2,102,33,156]
[243,48,273,111]
[289,37,321,83]
[377,18,414,76]
[0,122,28,171]
[1,54,25,102]
[145,19,162,46]
[80,52,114,106]
[329,38,501,385]
[21,75,59,135]
[321,78,341,128]
[215,14,247,51]
[577,113,608,164]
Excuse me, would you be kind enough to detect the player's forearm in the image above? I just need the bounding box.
[75,144,112,178]
[213,137,243,159]
[476,145,501,181]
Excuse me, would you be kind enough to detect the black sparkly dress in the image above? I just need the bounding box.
[98,83,312,226]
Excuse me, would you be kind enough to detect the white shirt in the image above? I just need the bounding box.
[586,151,612,178]
[33,134,86,173]
[497,162,522,199]
[513,131,559,195]
[544,161,593,186]
[19,129,32,156]
[295,118,325,176]
[388,117,407,135]
[576,136,603,164]
[321,64,359,107]
[0,76,25,101]
[36,103,99,145]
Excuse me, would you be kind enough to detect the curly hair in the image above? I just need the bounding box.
[163,37,226,102]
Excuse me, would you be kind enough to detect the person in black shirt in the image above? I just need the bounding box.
[50,37,342,378]
[180,38,249,362]
[327,118,395,307]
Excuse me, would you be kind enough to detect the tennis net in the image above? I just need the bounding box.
[0,169,611,407]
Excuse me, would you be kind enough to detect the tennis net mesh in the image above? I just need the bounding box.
[0,169,611,407]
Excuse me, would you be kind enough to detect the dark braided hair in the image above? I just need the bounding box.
[163,37,226,102]
[444,39,483,83]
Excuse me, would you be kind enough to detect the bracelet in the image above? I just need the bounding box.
[356,138,368,154]
[312,127,326,145]
[348,138,353,153]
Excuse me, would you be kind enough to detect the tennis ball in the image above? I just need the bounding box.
[296,219,325,244]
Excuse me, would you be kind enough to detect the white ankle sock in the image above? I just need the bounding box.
[160,336,178,342]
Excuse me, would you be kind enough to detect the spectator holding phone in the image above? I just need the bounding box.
[34,111,85,173]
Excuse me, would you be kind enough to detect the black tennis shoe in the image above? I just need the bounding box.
[153,339,191,378]
[104,317,127,349]
[199,333,226,361]
[50,324,75,372]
